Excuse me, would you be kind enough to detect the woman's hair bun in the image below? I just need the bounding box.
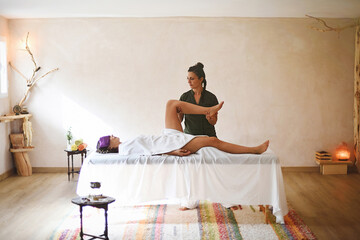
[196,62,204,69]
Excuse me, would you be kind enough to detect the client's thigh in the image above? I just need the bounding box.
[182,136,217,153]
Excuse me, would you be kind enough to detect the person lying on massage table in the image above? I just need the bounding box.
[97,99,269,157]
[96,99,269,210]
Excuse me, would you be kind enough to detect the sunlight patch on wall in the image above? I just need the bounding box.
[62,95,114,150]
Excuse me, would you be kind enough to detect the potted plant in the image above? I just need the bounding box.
[66,127,73,150]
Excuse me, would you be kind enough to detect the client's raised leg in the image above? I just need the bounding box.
[165,100,224,132]
[164,99,268,155]
[182,136,269,154]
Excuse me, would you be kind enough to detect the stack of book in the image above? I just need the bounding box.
[316,151,332,161]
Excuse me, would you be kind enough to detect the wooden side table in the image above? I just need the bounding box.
[315,159,352,175]
[64,149,88,181]
[71,196,115,240]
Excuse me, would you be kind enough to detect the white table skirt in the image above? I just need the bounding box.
[76,147,288,223]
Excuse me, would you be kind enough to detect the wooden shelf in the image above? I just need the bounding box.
[0,114,32,123]
[10,147,35,153]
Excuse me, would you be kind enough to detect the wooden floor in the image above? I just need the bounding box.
[283,172,360,240]
[0,171,359,239]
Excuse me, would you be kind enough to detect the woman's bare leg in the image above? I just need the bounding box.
[182,136,269,154]
[165,100,224,131]
[164,99,268,154]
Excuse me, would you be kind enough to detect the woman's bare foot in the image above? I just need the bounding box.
[255,140,269,154]
[208,101,224,117]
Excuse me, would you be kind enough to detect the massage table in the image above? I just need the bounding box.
[76,147,288,223]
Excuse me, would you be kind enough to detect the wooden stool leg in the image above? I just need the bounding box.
[71,155,74,178]
[259,205,270,224]
[80,206,84,240]
[67,154,70,181]
[104,206,109,240]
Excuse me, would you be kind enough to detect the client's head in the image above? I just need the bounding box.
[96,135,121,153]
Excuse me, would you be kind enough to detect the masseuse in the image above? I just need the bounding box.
[178,62,219,137]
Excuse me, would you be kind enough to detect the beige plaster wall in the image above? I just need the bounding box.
[7,17,354,168]
[0,16,11,175]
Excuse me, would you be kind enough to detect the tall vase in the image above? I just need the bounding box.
[67,141,72,151]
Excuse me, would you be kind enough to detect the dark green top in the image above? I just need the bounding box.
[180,89,219,137]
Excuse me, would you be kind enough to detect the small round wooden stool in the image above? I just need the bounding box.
[71,196,115,240]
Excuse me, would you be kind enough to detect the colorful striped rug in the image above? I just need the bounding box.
[50,201,316,239]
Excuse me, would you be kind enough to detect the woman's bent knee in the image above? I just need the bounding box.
[166,99,178,108]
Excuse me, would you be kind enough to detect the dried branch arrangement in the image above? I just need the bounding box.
[306,15,360,34]
[9,32,59,113]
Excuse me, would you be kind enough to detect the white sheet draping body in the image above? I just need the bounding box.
[76,146,288,223]
[119,129,196,155]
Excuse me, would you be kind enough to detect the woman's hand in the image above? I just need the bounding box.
[206,112,218,125]
[167,149,192,156]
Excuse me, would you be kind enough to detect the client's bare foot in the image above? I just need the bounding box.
[255,140,269,154]
[208,101,224,117]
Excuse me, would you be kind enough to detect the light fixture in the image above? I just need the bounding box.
[335,142,351,161]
